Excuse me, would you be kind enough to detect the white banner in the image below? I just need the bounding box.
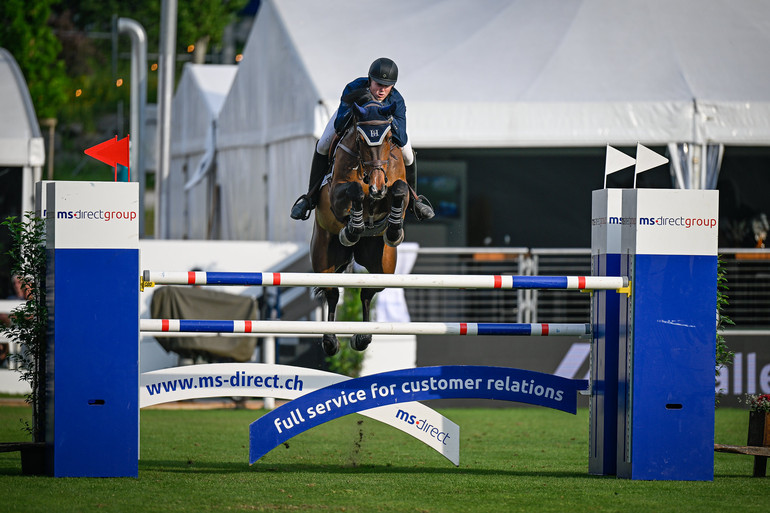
[141,363,460,466]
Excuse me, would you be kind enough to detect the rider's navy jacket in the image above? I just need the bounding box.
[334,77,408,147]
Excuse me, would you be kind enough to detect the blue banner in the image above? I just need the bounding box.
[249,365,588,464]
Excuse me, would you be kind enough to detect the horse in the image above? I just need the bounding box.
[310,100,410,356]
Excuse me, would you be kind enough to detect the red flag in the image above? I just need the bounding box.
[84,135,130,181]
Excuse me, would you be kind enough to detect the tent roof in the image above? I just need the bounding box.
[266,0,770,147]
[171,64,237,155]
[186,64,238,115]
[0,48,44,166]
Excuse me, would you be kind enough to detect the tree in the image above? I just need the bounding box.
[53,0,248,64]
[177,0,249,63]
[0,0,70,119]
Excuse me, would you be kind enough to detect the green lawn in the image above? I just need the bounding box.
[0,405,765,512]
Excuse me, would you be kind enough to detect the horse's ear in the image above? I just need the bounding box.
[378,103,397,117]
[353,102,367,118]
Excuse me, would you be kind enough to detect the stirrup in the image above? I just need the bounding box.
[412,195,435,221]
[290,195,314,221]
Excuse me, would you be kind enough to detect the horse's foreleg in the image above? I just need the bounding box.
[320,286,340,356]
[338,182,365,247]
[384,180,409,247]
[350,287,381,352]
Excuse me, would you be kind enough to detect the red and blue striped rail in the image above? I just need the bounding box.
[140,319,591,336]
[142,271,627,290]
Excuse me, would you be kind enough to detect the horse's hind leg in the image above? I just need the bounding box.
[318,286,340,356]
[384,180,409,247]
[311,219,349,356]
[350,287,381,351]
[350,239,392,352]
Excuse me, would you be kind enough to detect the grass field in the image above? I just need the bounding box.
[0,404,766,512]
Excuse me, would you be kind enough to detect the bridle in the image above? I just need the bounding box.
[337,119,394,185]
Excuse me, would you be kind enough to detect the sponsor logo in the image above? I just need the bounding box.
[56,209,137,222]
[638,216,717,228]
[395,409,451,444]
[592,215,717,228]
[591,217,622,226]
[144,371,303,396]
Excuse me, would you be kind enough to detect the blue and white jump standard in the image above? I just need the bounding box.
[589,188,624,476]
[45,181,140,477]
[614,189,718,481]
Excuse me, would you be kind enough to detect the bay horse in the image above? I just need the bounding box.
[311,100,410,356]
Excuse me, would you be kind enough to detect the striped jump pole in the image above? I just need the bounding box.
[141,270,628,291]
[140,319,591,337]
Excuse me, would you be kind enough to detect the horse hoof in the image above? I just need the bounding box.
[322,334,340,356]
[339,229,359,247]
[384,229,404,247]
[350,334,372,351]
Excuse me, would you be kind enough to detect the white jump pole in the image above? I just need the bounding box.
[142,271,628,291]
[141,319,591,337]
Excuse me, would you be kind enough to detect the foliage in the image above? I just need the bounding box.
[1,0,248,175]
[0,0,70,119]
[40,0,248,180]
[715,257,734,406]
[52,0,248,63]
[324,287,365,378]
[740,393,770,413]
[0,214,47,441]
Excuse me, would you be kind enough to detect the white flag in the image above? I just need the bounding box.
[604,145,636,188]
[634,144,669,187]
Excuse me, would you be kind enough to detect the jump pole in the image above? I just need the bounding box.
[142,271,628,291]
[140,319,592,336]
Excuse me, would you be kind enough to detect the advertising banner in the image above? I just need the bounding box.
[142,363,461,466]
[249,365,588,464]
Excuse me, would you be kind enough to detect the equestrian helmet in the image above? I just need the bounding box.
[368,58,398,86]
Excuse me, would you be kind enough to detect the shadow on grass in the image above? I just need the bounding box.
[139,459,591,479]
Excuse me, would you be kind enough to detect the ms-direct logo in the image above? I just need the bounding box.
[394,409,452,445]
[56,209,137,222]
[592,215,717,228]
[638,215,717,228]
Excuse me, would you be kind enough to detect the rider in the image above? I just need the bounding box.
[290,57,435,221]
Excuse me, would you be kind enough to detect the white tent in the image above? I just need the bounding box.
[212,0,770,243]
[0,48,44,215]
[215,8,320,243]
[169,63,237,239]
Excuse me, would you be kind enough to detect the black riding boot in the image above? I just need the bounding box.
[405,159,435,221]
[290,150,329,220]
